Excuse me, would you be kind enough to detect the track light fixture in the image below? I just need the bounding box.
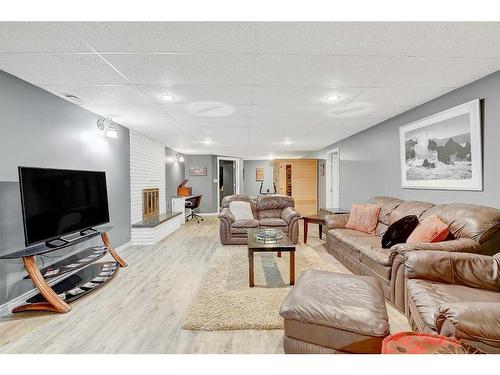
[97,117,118,138]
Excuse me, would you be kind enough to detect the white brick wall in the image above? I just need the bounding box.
[130,130,166,224]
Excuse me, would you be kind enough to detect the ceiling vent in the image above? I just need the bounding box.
[61,93,84,106]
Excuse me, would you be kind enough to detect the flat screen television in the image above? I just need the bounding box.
[18,167,110,246]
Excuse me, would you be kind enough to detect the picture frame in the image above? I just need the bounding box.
[399,99,482,191]
[189,167,208,176]
[255,167,264,181]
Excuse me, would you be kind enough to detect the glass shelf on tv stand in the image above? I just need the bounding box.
[25,261,120,306]
[23,246,109,280]
[0,226,113,260]
[0,225,128,314]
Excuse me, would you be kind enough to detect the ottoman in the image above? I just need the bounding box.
[279,270,390,354]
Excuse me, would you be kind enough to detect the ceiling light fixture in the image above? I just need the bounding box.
[175,153,185,163]
[283,139,293,146]
[326,95,342,102]
[97,117,118,138]
[161,94,175,102]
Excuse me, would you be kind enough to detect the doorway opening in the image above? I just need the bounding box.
[217,157,240,209]
[326,148,340,208]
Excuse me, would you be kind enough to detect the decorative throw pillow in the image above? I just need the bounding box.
[381,215,420,249]
[407,215,449,244]
[229,201,254,221]
[345,204,381,234]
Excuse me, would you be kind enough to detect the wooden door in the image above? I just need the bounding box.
[274,159,317,216]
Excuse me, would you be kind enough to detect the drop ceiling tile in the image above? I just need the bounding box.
[41,84,177,127]
[75,22,256,53]
[138,84,253,105]
[164,103,253,122]
[0,53,127,85]
[255,55,398,86]
[256,22,445,56]
[414,22,500,58]
[104,53,254,85]
[252,85,363,105]
[375,57,500,88]
[355,87,452,107]
[0,22,91,52]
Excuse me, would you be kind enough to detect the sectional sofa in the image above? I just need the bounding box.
[325,196,500,312]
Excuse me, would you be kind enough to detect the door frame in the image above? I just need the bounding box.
[325,148,340,208]
[216,156,241,210]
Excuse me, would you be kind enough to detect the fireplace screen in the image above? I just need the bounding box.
[142,188,159,221]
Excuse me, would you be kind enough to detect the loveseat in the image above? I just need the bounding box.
[325,196,500,312]
[403,250,500,353]
[218,194,300,245]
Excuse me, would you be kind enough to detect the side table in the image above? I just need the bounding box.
[303,208,349,244]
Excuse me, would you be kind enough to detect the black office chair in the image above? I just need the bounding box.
[185,195,204,223]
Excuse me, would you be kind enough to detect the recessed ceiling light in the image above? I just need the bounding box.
[283,139,293,146]
[326,95,342,102]
[161,94,175,102]
[201,139,213,145]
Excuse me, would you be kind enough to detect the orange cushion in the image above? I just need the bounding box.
[407,215,449,243]
[345,204,381,234]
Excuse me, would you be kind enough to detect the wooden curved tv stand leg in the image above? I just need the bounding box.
[12,256,72,314]
[101,232,127,268]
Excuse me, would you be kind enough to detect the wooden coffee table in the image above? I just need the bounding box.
[247,228,296,287]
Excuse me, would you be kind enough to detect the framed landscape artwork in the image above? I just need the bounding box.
[399,99,482,190]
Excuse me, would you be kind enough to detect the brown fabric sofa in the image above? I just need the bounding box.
[325,196,500,312]
[403,250,500,353]
[218,194,300,245]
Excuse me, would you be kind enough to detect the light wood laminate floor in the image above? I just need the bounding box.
[0,217,410,353]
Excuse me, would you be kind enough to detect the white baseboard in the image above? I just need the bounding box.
[0,240,132,317]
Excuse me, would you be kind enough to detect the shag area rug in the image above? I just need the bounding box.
[183,244,334,331]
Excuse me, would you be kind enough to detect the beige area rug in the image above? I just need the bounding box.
[183,244,335,331]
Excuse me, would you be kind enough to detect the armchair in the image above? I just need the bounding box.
[218,194,300,245]
[403,250,500,353]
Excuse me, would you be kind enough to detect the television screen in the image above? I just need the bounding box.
[19,167,110,246]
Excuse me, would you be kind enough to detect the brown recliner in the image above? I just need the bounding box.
[218,194,300,245]
[325,196,500,312]
[402,250,500,353]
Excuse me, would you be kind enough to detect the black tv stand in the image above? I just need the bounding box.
[0,226,127,314]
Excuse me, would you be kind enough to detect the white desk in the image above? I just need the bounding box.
[171,195,194,223]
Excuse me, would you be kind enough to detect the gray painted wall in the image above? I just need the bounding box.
[184,155,217,213]
[165,147,185,211]
[242,160,274,197]
[308,70,500,209]
[0,70,131,307]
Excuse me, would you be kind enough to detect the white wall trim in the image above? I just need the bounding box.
[325,148,340,208]
[216,156,241,211]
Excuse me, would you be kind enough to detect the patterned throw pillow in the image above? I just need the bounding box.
[345,204,381,234]
[406,214,449,243]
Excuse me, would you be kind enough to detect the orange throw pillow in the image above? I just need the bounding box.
[345,204,381,234]
[407,215,449,243]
